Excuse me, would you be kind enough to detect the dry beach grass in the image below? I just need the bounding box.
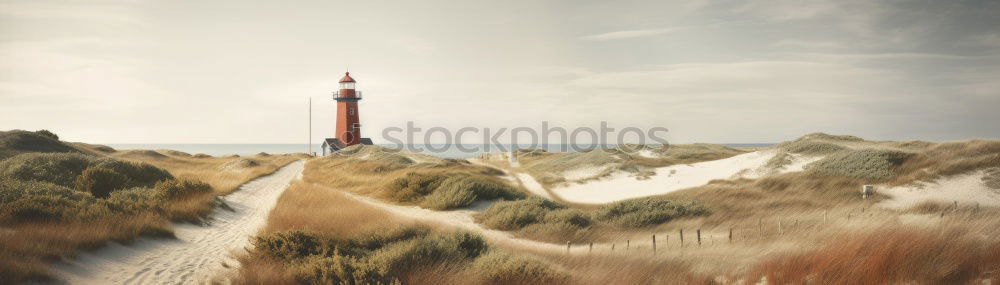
[0,130,301,283]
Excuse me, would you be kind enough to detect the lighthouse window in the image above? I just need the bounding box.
[350,108,355,115]
[339,82,355,89]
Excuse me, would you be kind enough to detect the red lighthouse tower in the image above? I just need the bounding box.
[322,71,372,155]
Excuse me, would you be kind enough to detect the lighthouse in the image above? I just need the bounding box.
[322,71,373,155]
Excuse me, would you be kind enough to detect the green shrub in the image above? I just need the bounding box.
[386,173,524,210]
[252,228,494,284]
[253,231,335,260]
[153,179,213,200]
[594,197,710,228]
[295,255,393,285]
[478,198,563,230]
[92,158,173,187]
[367,231,487,276]
[73,167,131,198]
[543,208,591,227]
[106,187,164,214]
[384,173,444,202]
[0,153,94,187]
[808,148,915,180]
[470,250,565,283]
[0,178,106,222]
[420,185,476,210]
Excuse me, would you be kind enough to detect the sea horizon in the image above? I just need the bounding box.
[105,143,778,158]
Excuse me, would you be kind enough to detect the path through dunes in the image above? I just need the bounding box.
[50,161,304,285]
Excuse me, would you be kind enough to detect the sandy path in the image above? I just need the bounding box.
[330,187,566,253]
[50,161,304,285]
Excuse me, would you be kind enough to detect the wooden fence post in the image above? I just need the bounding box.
[679,229,684,246]
[611,243,615,252]
[566,241,571,254]
[729,228,733,243]
[652,235,657,254]
[758,218,763,237]
[778,221,783,235]
[626,240,630,253]
[696,229,701,246]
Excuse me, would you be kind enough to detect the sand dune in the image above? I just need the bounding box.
[878,170,1000,209]
[50,161,304,284]
[548,150,822,204]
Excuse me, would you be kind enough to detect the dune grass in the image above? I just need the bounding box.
[476,196,709,243]
[0,149,226,282]
[750,226,1000,284]
[0,130,303,283]
[110,150,303,194]
[236,181,566,284]
[303,146,523,210]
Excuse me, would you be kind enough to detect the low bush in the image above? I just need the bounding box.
[593,197,710,228]
[0,179,106,222]
[384,173,524,210]
[478,198,564,230]
[470,250,566,283]
[153,179,212,200]
[0,153,94,187]
[246,228,543,284]
[91,158,173,187]
[106,187,164,214]
[0,154,172,191]
[73,166,131,198]
[808,148,914,180]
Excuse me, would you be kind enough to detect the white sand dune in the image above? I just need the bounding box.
[878,170,1000,209]
[549,150,821,204]
[50,161,304,285]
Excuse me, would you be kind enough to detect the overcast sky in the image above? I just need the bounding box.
[1,0,998,144]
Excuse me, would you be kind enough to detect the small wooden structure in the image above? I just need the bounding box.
[861,184,874,199]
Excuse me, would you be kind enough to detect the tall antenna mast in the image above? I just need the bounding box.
[308,97,312,155]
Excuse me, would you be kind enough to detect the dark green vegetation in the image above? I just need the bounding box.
[807,149,915,180]
[477,197,709,242]
[385,172,525,210]
[242,227,564,284]
[0,152,212,223]
[592,197,710,228]
[0,130,82,160]
[0,130,218,283]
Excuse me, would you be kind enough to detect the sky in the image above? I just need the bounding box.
[1,0,999,144]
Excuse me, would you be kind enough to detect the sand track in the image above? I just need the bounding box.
[50,161,304,285]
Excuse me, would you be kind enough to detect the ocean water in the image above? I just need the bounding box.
[106,143,775,159]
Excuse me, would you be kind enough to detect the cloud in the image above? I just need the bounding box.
[580,28,683,41]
